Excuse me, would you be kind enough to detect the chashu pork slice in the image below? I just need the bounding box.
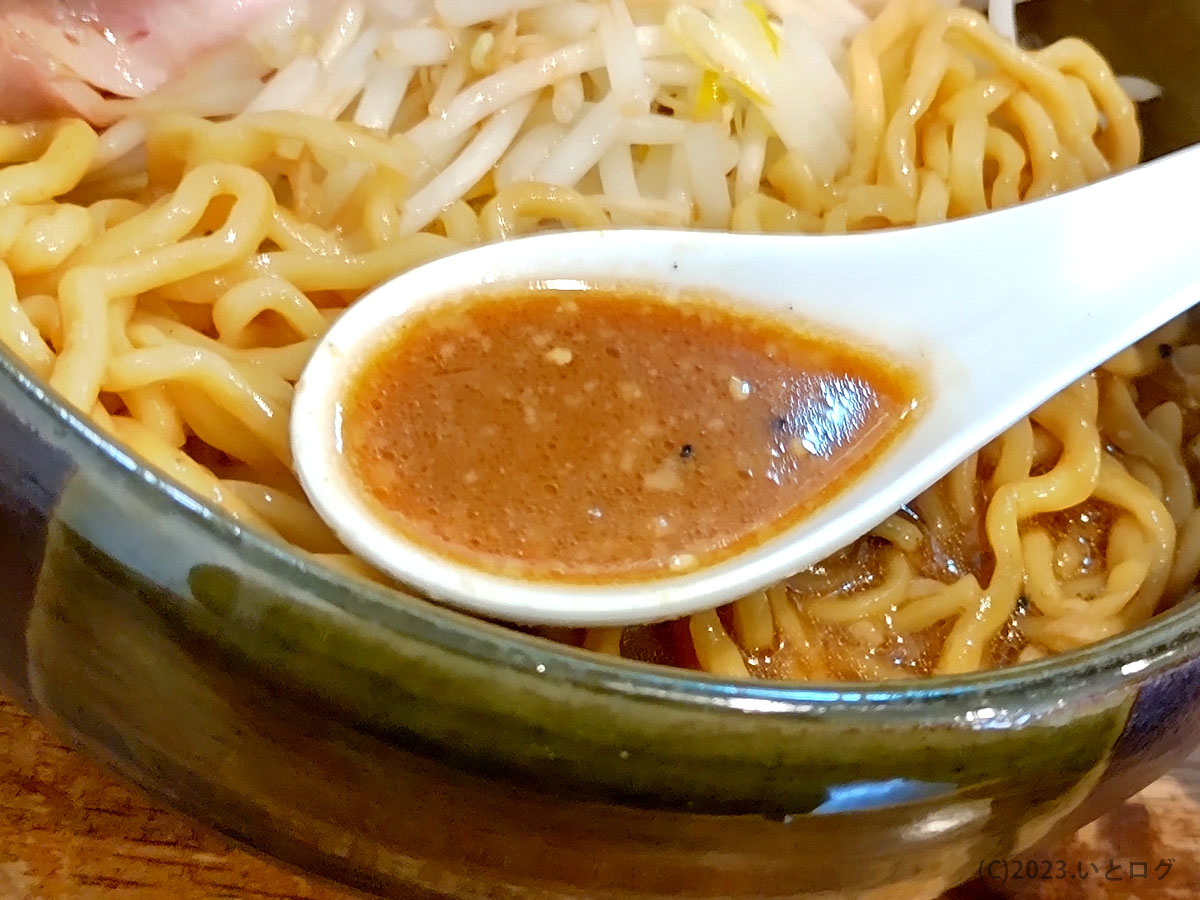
[0,0,286,123]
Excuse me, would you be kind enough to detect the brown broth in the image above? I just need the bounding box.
[340,287,919,581]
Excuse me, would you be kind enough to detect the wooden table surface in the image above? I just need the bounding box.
[1,693,1198,900]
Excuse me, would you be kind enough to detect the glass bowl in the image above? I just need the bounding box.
[1,1,1199,898]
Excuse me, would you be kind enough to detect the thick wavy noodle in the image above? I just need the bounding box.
[0,0,1182,681]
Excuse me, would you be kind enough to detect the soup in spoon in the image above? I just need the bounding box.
[340,286,920,582]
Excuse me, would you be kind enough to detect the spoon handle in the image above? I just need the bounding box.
[893,141,1200,438]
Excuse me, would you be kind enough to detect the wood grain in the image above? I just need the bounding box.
[0,696,360,900]
[1,692,1197,900]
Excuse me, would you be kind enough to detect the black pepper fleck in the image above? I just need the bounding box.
[680,444,694,459]
[1158,343,1173,359]
[1016,594,1029,614]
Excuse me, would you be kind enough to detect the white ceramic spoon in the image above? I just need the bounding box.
[292,144,1200,626]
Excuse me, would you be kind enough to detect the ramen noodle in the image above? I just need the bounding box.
[0,0,1185,681]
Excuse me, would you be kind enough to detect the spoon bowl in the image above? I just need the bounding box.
[292,143,1200,626]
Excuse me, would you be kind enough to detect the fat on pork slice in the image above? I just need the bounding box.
[0,0,284,123]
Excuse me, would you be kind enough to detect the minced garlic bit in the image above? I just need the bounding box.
[643,460,684,491]
[669,553,699,572]
[728,375,752,401]
[619,381,643,400]
[544,347,573,365]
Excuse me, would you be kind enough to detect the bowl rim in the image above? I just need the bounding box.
[7,334,1200,720]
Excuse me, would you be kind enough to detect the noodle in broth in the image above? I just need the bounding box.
[0,0,1187,681]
